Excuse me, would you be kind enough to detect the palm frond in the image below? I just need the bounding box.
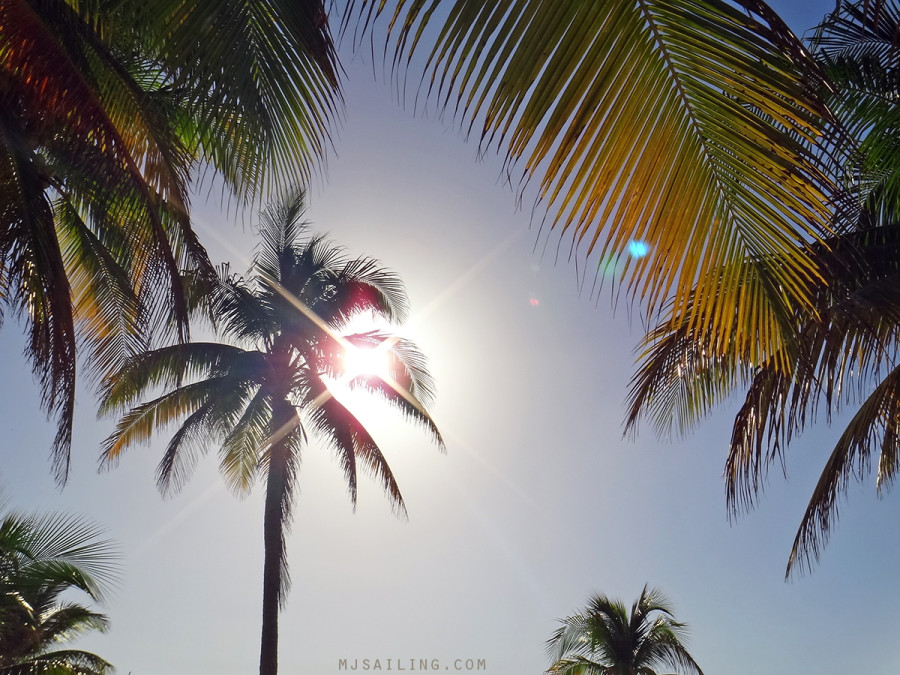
[628,206,900,573]
[97,342,253,415]
[154,398,219,496]
[255,187,312,283]
[0,127,77,483]
[219,389,273,496]
[31,603,110,644]
[126,0,342,198]
[811,1,900,219]
[0,649,113,674]
[546,656,607,674]
[304,372,409,517]
[347,376,444,450]
[350,0,838,339]
[337,332,438,407]
[322,257,410,326]
[99,377,230,468]
[0,511,119,603]
[54,198,145,382]
[787,361,900,575]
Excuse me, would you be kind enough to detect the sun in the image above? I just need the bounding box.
[340,342,392,381]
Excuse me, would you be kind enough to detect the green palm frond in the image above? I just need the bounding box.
[154,398,221,496]
[623,244,806,439]
[0,0,217,481]
[32,604,110,645]
[811,1,900,220]
[2,0,343,484]
[55,198,145,383]
[1,512,119,602]
[628,207,900,573]
[0,508,116,674]
[351,0,838,338]
[126,0,341,198]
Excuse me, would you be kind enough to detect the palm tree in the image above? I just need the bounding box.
[0,0,341,482]
[0,507,118,674]
[547,585,703,675]
[624,0,900,576]
[97,189,444,675]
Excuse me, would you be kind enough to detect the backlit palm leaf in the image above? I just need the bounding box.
[127,0,341,197]
[350,0,838,347]
[0,0,204,480]
[2,0,343,482]
[97,342,252,414]
[100,378,231,466]
[786,362,900,573]
[628,218,900,574]
[622,0,900,576]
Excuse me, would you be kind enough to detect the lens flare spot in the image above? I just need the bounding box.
[628,240,650,258]
[529,298,540,307]
[628,239,650,258]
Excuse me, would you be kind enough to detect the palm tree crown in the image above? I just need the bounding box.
[547,585,703,675]
[0,507,118,674]
[98,189,444,675]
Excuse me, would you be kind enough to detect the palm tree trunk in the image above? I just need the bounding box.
[260,437,289,675]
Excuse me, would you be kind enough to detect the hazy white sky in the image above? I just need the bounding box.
[4,2,900,674]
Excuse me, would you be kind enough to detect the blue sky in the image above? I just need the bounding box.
[4,2,900,673]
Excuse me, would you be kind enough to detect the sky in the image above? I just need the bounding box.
[4,2,900,674]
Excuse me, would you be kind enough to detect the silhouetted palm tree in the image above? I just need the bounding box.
[98,189,444,675]
[547,585,703,675]
[0,507,118,674]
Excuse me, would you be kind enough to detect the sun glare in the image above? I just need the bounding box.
[341,343,392,381]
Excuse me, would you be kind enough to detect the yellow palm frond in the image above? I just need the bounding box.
[352,0,841,354]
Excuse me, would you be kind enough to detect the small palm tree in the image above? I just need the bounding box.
[0,507,118,674]
[98,189,444,675]
[547,585,703,675]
